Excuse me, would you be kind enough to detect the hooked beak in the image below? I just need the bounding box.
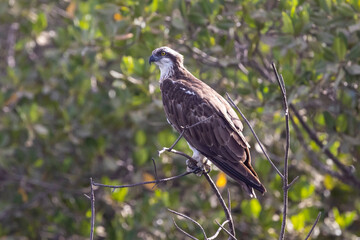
[148,55,158,64]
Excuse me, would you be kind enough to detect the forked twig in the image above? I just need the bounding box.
[170,208,234,240]
[168,208,207,239]
[287,176,300,190]
[172,218,199,240]
[214,220,237,240]
[208,220,230,240]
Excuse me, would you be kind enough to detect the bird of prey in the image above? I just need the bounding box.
[149,46,266,197]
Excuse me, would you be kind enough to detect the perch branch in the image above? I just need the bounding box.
[93,171,192,189]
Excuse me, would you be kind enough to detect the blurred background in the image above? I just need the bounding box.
[0,0,359,239]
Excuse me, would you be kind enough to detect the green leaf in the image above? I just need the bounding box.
[290,211,306,231]
[333,208,357,229]
[323,111,335,130]
[335,114,347,132]
[135,130,147,146]
[281,12,294,34]
[133,148,149,166]
[300,184,315,199]
[33,12,48,34]
[241,199,262,218]
[157,129,177,147]
[112,187,129,202]
[333,36,347,60]
[324,174,335,190]
[289,176,315,201]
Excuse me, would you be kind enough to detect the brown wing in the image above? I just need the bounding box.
[160,78,266,194]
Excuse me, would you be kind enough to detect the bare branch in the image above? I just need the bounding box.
[305,212,322,240]
[93,171,192,189]
[203,172,235,240]
[172,218,199,240]
[151,158,159,181]
[159,130,185,155]
[214,220,238,240]
[225,93,284,179]
[227,189,231,212]
[287,176,300,190]
[89,178,95,240]
[168,208,207,239]
[208,220,230,240]
[271,63,291,240]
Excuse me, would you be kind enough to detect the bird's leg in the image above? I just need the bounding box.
[186,149,211,176]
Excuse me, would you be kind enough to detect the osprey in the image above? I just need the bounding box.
[149,46,266,197]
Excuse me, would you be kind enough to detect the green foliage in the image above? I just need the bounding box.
[241,198,262,219]
[0,0,359,239]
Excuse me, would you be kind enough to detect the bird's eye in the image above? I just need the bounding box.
[161,51,166,56]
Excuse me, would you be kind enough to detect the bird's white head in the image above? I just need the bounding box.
[149,46,184,82]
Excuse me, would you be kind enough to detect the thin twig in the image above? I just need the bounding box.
[168,208,208,239]
[287,176,300,190]
[208,220,230,240]
[93,171,192,188]
[225,93,284,179]
[89,178,95,240]
[162,130,185,154]
[272,63,291,240]
[151,158,158,181]
[159,115,214,156]
[172,218,199,240]
[305,212,322,240]
[214,220,238,240]
[203,172,235,240]
[227,189,231,212]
